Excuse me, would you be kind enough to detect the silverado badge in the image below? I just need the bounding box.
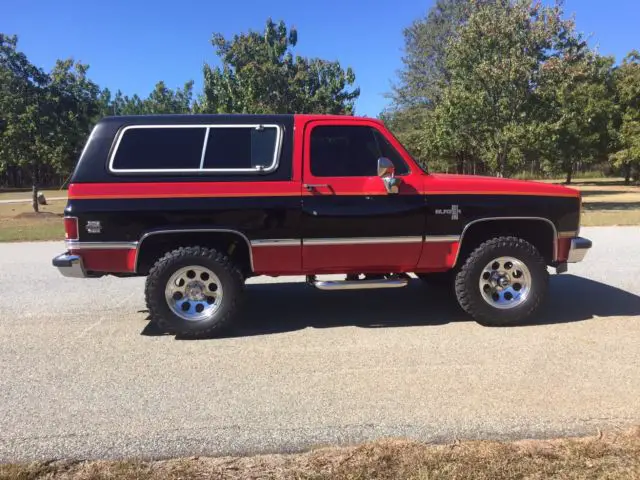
[435,205,462,220]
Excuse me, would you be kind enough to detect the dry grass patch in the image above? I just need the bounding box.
[0,199,65,242]
[553,178,640,226]
[0,189,65,201]
[2,427,639,480]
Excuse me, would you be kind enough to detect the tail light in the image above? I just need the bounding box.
[64,217,79,241]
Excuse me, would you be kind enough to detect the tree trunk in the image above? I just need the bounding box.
[31,159,39,213]
[496,153,505,178]
[624,162,632,185]
[456,153,464,175]
[565,162,573,185]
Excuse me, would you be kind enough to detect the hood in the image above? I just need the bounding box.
[427,173,581,198]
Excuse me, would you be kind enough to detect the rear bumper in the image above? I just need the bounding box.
[567,236,592,263]
[52,253,87,278]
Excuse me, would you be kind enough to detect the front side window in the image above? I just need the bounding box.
[310,125,409,177]
[110,125,281,173]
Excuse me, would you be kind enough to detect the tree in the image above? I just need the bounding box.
[544,53,616,184]
[433,0,585,176]
[101,81,195,116]
[1,35,102,208]
[144,80,194,114]
[0,34,52,211]
[611,51,640,184]
[387,0,495,174]
[47,59,101,177]
[197,19,359,114]
[392,0,493,109]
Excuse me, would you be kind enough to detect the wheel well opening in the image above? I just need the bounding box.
[136,231,252,276]
[456,220,555,267]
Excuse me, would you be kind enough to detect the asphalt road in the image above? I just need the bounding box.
[1,226,639,462]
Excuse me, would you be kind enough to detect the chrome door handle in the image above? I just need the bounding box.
[304,184,330,191]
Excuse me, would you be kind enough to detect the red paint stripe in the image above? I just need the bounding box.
[69,182,579,200]
[68,182,302,200]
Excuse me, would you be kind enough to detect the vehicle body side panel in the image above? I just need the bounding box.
[62,114,582,276]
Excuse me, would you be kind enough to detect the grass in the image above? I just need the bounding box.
[554,177,640,226]
[0,178,638,242]
[0,189,66,201]
[0,198,65,242]
[2,427,639,479]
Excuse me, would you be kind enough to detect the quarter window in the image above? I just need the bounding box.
[310,125,409,177]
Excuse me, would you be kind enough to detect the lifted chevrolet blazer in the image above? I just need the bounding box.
[53,114,591,337]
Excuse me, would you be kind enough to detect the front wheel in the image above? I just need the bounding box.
[145,246,244,338]
[454,236,548,326]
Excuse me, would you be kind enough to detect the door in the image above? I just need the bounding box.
[301,120,426,273]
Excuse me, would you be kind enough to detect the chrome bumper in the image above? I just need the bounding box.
[52,253,87,278]
[567,237,592,263]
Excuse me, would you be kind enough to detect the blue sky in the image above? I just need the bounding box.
[3,0,638,117]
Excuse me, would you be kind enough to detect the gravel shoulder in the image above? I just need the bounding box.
[0,226,638,462]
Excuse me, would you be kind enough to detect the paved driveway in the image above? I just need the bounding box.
[0,226,638,461]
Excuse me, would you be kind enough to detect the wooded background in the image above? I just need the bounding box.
[1,0,638,191]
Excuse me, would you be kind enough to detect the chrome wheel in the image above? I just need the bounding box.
[479,256,531,310]
[164,265,223,322]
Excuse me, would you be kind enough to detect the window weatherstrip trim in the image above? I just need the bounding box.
[199,127,210,170]
[108,123,283,174]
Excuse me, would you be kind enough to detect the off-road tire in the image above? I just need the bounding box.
[455,236,548,326]
[145,246,244,338]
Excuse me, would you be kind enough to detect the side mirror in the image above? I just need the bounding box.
[377,157,395,177]
[377,157,401,194]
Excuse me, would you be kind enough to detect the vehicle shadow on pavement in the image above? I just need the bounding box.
[140,274,640,339]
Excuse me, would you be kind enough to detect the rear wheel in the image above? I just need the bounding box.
[145,246,244,338]
[455,236,548,326]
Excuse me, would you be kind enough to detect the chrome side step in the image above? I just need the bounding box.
[307,275,410,291]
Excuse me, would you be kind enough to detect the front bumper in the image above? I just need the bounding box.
[567,236,592,263]
[52,253,87,278]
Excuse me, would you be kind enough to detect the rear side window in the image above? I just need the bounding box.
[109,125,281,173]
[111,127,204,171]
[202,127,278,169]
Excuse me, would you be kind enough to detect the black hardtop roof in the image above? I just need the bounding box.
[98,113,295,126]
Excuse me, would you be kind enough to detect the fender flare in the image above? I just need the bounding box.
[453,216,558,266]
[134,228,254,273]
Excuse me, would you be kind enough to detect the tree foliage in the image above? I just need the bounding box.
[610,51,640,183]
[388,0,628,182]
[392,0,492,109]
[198,19,359,114]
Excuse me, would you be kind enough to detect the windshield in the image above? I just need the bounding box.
[383,127,429,174]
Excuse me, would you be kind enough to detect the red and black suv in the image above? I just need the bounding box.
[53,114,591,337]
